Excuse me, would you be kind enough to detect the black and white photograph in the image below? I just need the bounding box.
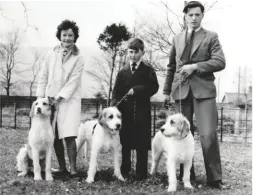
[0,0,251,194]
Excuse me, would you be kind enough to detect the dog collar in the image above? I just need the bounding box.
[181,132,189,139]
[164,132,189,139]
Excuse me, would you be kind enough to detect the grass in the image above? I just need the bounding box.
[0,127,251,195]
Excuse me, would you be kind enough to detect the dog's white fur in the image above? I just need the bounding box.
[150,113,194,192]
[76,107,125,183]
[16,97,55,181]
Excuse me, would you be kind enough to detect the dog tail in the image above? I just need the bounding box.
[84,142,89,162]
[16,145,29,172]
[76,123,85,153]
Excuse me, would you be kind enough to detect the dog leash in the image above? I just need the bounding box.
[179,76,183,114]
[115,93,129,107]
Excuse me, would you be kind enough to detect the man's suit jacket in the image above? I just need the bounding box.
[163,27,226,100]
[112,62,159,149]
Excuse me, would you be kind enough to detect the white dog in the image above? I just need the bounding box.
[150,113,194,192]
[76,107,125,183]
[16,97,55,181]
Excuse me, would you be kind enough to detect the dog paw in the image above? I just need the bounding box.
[86,178,94,183]
[34,176,42,181]
[150,169,155,175]
[184,182,194,189]
[18,172,27,177]
[167,185,177,192]
[46,174,54,181]
[117,175,125,182]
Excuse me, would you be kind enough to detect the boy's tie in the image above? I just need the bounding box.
[132,62,137,72]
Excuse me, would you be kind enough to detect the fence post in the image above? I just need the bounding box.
[153,105,156,137]
[220,107,223,142]
[14,102,17,129]
[29,98,32,128]
[245,107,248,143]
[0,97,2,128]
[96,101,99,118]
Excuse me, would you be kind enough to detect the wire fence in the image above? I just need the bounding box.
[0,98,252,143]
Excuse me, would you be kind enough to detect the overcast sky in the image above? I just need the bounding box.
[0,0,252,100]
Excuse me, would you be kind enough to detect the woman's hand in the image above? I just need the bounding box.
[55,96,64,103]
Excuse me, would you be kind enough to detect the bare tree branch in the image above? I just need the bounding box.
[0,6,14,22]
[204,1,218,13]
[0,30,21,96]
[20,1,38,31]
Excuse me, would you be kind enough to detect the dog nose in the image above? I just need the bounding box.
[116,124,121,129]
[160,128,165,133]
[37,107,41,113]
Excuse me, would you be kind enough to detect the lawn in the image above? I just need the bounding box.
[0,127,251,195]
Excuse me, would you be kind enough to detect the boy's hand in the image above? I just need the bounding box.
[128,88,134,96]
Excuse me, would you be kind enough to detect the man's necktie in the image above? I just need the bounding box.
[132,62,137,72]
[180,30,195,64]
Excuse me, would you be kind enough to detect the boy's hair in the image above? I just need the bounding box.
[183,1,205,13]
[127,38,144,52]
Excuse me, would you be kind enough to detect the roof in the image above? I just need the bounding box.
[222,92,251,105]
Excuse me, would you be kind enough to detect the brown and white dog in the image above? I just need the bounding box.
[76,107,125,183]
[16,97,55,181]
[150,113,194,192]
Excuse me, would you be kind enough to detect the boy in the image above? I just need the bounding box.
[112,38,159,180]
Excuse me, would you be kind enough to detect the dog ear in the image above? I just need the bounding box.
[181,119,190,138]
[29,101,36,118]
[98,109,107,127]
[183,119,190,131]
[48,96,56,106]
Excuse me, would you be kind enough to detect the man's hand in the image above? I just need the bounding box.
[178,64,197,78]
[128,88,134,96]
[55,96,64,103]
[163,94,171,108]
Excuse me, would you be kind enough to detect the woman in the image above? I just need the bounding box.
[36,19,84,178]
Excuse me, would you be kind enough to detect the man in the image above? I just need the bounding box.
[163,1,226,189]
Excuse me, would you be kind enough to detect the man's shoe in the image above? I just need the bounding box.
[52,168,70,179]
[207,180,228,189]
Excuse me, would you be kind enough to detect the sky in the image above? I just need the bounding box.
[0,0,252,101]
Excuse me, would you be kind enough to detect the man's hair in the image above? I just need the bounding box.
[127,38,144,52]
[56,19,79,43]
[183,1,205,13]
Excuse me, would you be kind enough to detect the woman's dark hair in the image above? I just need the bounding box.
[56,19,79,43]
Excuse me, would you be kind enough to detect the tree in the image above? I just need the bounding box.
[28,51,42,96]
[97,23,132,106]
[86,50,127,99]
[0,30,20,96]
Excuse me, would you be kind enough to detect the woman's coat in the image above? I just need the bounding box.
[36,45,84,139]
